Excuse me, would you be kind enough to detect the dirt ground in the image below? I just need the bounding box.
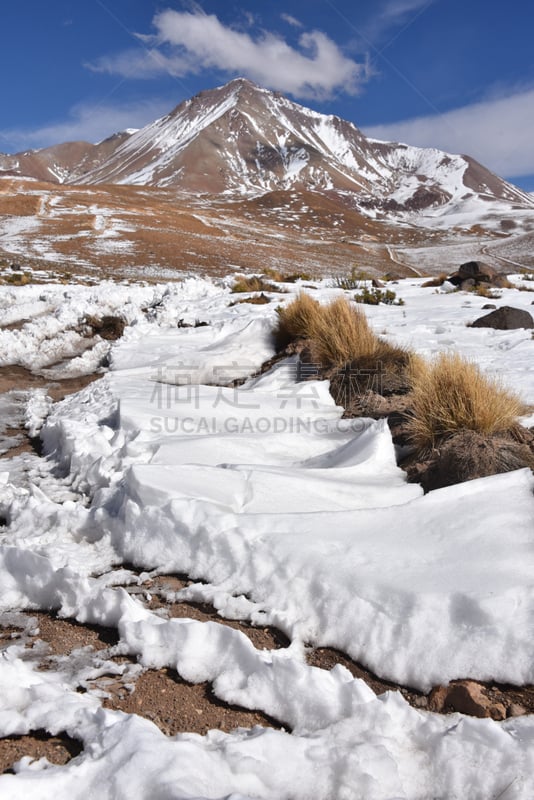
[1,571,533,774]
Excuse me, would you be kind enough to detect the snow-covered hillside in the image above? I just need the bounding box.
[2,79,532,226]
[1,272,534,797]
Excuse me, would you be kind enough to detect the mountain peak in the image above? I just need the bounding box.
[2,79,532,217]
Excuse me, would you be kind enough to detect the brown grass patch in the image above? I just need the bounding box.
[231,276,282,293]
[406,352,528,450]
[310,296,382,366]
[273,292,322,350]
[229,292,272,306]
[275,294,414,382]
[421,273,448,288]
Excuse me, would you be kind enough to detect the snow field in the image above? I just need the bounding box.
[1,274,534,798]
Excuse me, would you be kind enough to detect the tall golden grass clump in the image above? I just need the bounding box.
[309,296,379,366]
[406,352,527,450]
[273,292,322,350]
[274,293,412,372]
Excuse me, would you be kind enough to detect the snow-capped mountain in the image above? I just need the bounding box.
[1,78,533,219]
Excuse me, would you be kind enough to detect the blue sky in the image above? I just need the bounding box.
[1,0,534,189]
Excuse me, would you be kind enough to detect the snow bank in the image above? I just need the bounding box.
[1,274,534,798]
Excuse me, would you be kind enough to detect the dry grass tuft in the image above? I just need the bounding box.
[421,273,448,288]
[229,293,272,306]
[273,292,322,350]
[232,275,281,294]
[275,294,413,374]
[406,352,528,449]
[310,296,379,366]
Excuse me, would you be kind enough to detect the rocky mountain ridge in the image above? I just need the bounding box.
[2,79,532,222]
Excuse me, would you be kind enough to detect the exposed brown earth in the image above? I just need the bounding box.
[0,731,83,774]
[0,365,100,399]
[1,559,533,773]
[0,365,102,459]
[0,179,462,280]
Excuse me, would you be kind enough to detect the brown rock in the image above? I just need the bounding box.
[429,681,507,720]
[460,278,476,291]
[414,429,534,492]
[428,685,448,712]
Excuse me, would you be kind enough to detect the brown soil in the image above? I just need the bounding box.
[30,611,119,654]
[101,668,285,737]
[0,180,427,281]
[0,731,82,774]
[0,365,100,401]
[1,566,533,770]
[0,365,102,459]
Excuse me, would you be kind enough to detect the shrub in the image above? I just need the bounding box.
[229,293,271,306]
[282,271,313,283]
[354,287,404,306]
[333,268,373,291]
[275,294,411,368]
[469,284,501,299]
[5,271,31,286]
[406,352,527,450]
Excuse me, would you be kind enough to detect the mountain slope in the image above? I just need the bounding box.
[0,133,133,185]
[74,79,532,216]
[2,79,533,225]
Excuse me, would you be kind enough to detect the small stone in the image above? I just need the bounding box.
[412,696,428,709]
[445,681,490,718]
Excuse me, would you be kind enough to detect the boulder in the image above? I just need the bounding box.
[458,261,498,283]
[470,305,534,330]
[447,261,509,289]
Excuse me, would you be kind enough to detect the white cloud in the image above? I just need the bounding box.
[363,0,436,43]
[1,98,173,152]
[89,9,369,100]
[363,87,534,178]
[280,13,303,28]
[86,48,191,80]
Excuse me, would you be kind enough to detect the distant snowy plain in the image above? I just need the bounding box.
[1,273,534,799]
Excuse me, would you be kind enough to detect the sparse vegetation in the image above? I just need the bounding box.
[469,284,502,299]
[231,275,282,293]
[3,271,32,286]
[406,352,527,450]
[310,296,382,366]
[421,274,448,288]
[229,293,272,306]
[274,294,411,372]
[273,292,322,350]
[333,268,373,291]
[354,286,404,306]
[282,272,313,283]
